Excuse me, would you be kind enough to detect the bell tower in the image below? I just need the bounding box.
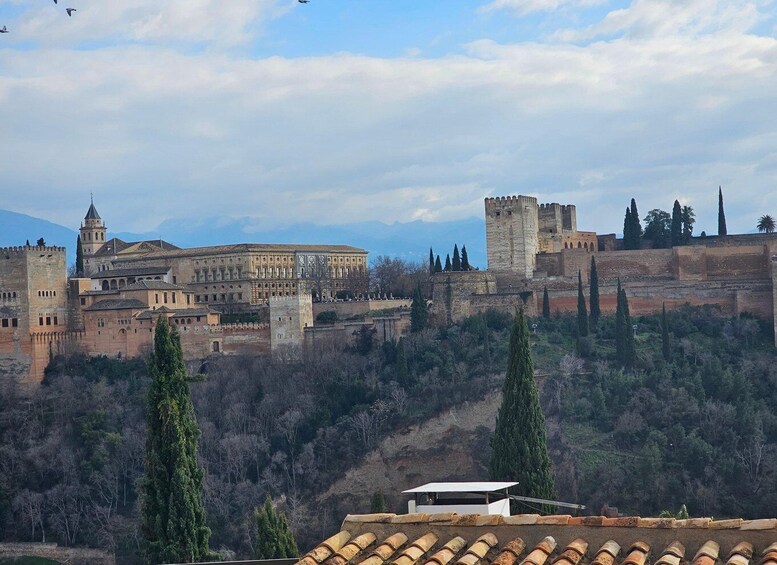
[80,196,107,274]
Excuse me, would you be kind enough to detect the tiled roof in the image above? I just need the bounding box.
[298,514,777,565]
[123,280,183,291]
[93,238,179,257]
[135,307,212,320]
[84,299,147,311]
[114,243,368,261]
[91,266,171,278]
[85,202,101,220]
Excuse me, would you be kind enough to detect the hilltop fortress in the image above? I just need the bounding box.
[432,194,777,345]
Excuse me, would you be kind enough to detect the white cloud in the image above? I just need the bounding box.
[478,0,606,16]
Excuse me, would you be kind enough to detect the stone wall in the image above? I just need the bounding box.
[485,196,539,277]
[270,295,314,353]
[312,298,411,320]
[431,271,498,326]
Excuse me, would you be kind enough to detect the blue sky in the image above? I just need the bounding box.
[1,0,777,239]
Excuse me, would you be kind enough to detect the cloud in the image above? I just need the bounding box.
[8,0,292,47]
[2,0,777,239]
[478,0,607,16]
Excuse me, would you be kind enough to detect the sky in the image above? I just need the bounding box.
[1,0,777,238]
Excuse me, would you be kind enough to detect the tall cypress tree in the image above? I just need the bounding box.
[589,256,600,327]
[452,244,462,271]
[718,186,728,236]
[410,283,428,333]
[141,318,210,564]
[254,496,298,559]
[434,255,442,273]
[615,284,636,368]
[444,254,452,272]
[577,270,588,337]
[461,245,470,271]
[615,280,625,363]
[395,337,411,386]
[75,235,84,277]
[630,198,642,243]
[542,287,550,319]
[490,309,555,501]
[429,247,434,275]
[671,199,683,247]
[661,303,671,363]
[623,207,633,249]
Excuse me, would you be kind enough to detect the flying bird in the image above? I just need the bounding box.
[0,26,8,33]
[299,0,310,3]
[53,0,58,4]
[66,8,76,16]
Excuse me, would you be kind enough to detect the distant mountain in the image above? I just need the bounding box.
[1,209,488,269]
[0,209,78,263]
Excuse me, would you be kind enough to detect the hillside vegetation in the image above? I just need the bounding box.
[0,306,775,562]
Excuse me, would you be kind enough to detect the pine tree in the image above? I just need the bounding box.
[452,244,461,271]
[434,255,442,273]
[661,303,671,363]
[718,186,728,236]
[461,245,470,271]
[141,317,210,564]
[254,496,298,559]
[542,287,550,319]
[429,247,434,275]
[490,309,555,501]
[444,254,452,272]
[410,283,427,333]
[589,256,600,327]
[671,200,683,247]
[370,491,387,513]
[623,207,633,249]
[577,270,588,337]
[75,235,84,277]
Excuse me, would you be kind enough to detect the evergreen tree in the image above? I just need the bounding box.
[254,496,298,559]
[480,313,492,371]
[461,245,470,271]
[429,248,434,274]
[25,239,30,246]
[615,283,636,368]
[370,491,387,513]
[661,303,672,363]
[718,186,728,236]
[444,254,452,272]
[542,287,550,319]
[577,270,588,337]
[490,309,555,501]
[410,283,427,333]
[36,238,45,247]
[589,256,600,327]
[671,200,683,247]
[395,338,410,386]
[434,255,442,273]
[681,205,696,243]
[623,207,633,249]
[141,318,210,564]
[75,235,84,277]
[452,244,461,271]
[630,198,642,242]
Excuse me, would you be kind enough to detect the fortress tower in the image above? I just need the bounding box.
[79,198,107,275]
[485,196,539,278]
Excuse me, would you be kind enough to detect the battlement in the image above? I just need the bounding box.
[0,246,66,256]
[485,195,538,209]
[210,322,270,332]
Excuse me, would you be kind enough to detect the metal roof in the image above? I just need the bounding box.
[402,482,518,494]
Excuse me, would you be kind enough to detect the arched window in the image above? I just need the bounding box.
[110,280,118,290]
[102,281,110,291]
[577,242,582,248]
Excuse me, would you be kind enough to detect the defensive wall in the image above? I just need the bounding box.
[0,541,114,565]
[312,298,412,320]
[304,311,411,350]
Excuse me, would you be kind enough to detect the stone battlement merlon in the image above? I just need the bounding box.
[0,246,67,256]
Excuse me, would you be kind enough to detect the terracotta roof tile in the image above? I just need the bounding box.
[537,516,571,526]
[456,534,499,565]
[391,533,439,565]
[326,533,377,565]
[360,533,408,565]
[602,517,639,527]
[491,539,526,565]
[621,542,650,565]
[425,537,467,565]
[742,520,777,531]
[727,553,751,565]
[591,541,621,565]
[504,515,539,526]
[728,542,754,560]
[553,539,588,565]
[712,520,744,530]
[694,541,720,560]
[298,531,351,565]
[520,537,557,565]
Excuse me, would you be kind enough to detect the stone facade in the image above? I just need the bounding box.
[270,293,314,355]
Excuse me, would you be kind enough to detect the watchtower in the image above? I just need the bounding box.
[79,197,107,275]
[485,196,539,278]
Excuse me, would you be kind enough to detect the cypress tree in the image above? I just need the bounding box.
[254,496,298,559]
[480,313,492,371]
[589,255,600,327]
[615,280,625,363]
[623,207,633,249]
[718,186,728,236]
[542,287,550,319]
[662,304,671,362]
[429,247,434,274]
[444,254,452,272]
[370,492,387,513]
[630,198,642,242]
[671,199,683,246]
[461,245,470,271]
[452,244,461,271]
[490,309,555,501]
[434,255,442,273]
[75,235,84,277]
[615,284,636,368]
[410,283,427,333]
[395,338,410,386]
[577,270,588,337]
[141,317,210,564]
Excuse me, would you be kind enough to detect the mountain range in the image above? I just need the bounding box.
[0,209,487,269]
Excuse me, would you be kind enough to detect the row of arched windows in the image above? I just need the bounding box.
[1,291,17,301]
[564,241,594,251]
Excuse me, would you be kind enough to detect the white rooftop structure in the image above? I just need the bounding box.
[403,482,518,517]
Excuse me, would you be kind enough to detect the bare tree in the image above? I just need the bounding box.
[13,489,45,542]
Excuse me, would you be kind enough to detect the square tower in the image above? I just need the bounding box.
[485,196,539,278]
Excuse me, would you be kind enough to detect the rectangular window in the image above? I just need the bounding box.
[186,295,190,305]
[173,276,177,284]
[46,317,51,325]
[80,298,86,305]
[195,295,200,303]
[12,319,18,327]
[172,293,176,304]
[1,319,8,328]
[53,316,58,325]
[155,293,159,304]
[39,317,44,326]
[163,292,168,304]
